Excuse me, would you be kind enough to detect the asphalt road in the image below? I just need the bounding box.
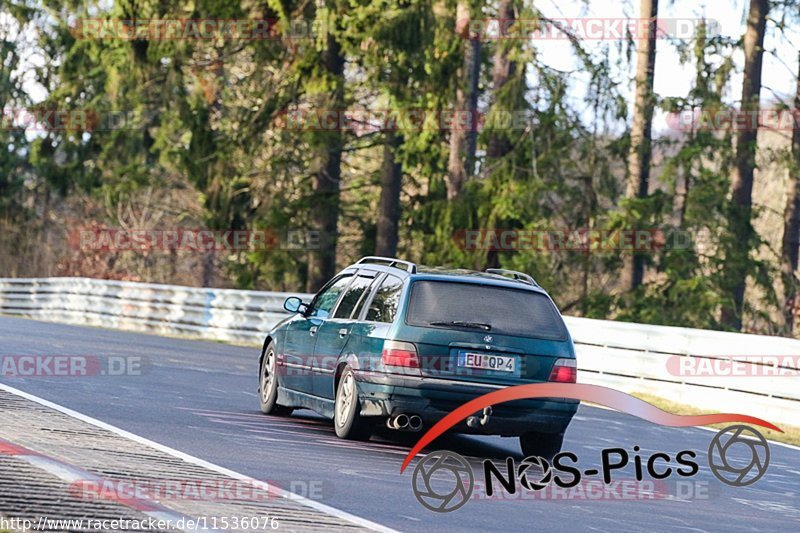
[1,316,798,532]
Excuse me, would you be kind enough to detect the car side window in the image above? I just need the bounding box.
[352,276,381,319]
[365,275,403,323]
[308,275,353,319]
[333,275,375,319]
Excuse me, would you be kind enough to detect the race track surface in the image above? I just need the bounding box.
[1,316,798,532]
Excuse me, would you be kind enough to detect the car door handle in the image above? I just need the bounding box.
[310,326,318,336]
[338,328,349,338]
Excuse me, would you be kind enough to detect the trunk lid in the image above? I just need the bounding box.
[396,279,574,385]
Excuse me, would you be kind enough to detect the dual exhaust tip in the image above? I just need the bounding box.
[387,413,423,432]
[466,406,493,428]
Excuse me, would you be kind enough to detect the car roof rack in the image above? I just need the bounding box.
[485,268,538,286]
[356,256,417,273]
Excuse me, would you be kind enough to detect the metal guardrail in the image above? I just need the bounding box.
[566,317,800,428]
[2,277,799,427]
[0,277,305,345]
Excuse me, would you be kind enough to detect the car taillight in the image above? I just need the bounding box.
[382,340,421,375]
[549,358,577,383]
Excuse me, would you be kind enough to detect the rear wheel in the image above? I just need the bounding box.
[519,431,564,459]
[334,366,371,440]
[259,343,293,416]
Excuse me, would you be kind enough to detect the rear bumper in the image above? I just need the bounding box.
[356,371,577,437]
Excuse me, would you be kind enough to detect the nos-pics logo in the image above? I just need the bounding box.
[411,425,770,513]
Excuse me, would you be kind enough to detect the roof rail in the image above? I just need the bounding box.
[356,256,417,274]
[485,268,538,286]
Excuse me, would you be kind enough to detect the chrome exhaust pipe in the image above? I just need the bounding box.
[466,407,493,429]
[395,414,409,430]
[480,406,493,426]
[387,413,411,430]
[408,415,423,432]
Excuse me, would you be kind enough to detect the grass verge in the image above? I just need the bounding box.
[632,392,800,447]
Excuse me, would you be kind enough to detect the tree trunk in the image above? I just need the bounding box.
[306,33,345,293]
[199,49,224,289]
[781,52,800,335]
[676,22,709,228]
[201,251,215,287]
[446,2,481,200]
[483,0,517,270]
[621,0,658,291]
[486,0,516,160]
[720,0,768,330]
[375,130,403,257]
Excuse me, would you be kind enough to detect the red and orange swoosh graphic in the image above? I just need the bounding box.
[400,383,781,473]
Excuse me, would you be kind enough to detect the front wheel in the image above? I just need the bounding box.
[259,343,293,416]
[519,431,564,459]
[333,366,371,440]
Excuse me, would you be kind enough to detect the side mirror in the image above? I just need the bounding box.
[284,296,307,314]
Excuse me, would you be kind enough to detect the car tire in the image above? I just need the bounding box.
[259,342,293,416]
[334,366,371,441]
[519,431,564,459]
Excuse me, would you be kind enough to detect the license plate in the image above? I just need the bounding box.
[457,352,516,373]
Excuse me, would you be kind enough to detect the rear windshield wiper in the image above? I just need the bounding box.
[429,320,492,331]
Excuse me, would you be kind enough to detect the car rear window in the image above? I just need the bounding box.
[405,280,568,340]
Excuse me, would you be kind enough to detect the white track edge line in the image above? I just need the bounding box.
[0,383,398,533]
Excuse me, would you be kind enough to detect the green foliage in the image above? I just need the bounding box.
[606,21,778,331]
[0,1,793,333]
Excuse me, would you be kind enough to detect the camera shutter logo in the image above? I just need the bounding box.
[708,425,770,487]
[517,456,553,491]
[411,451,474,513]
